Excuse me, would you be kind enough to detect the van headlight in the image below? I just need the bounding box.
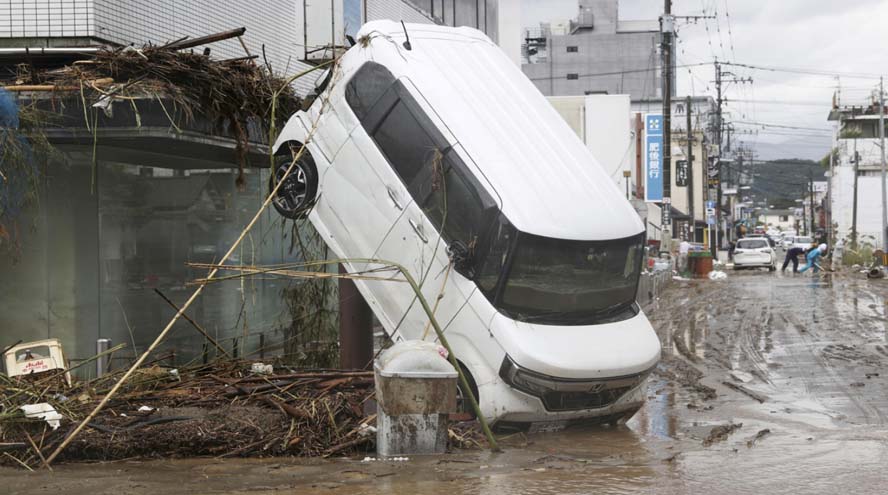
[499,356,555,396]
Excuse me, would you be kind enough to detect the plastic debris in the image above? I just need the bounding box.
[251,363,274,375]
[19,403,63,430]
[708,270,728,280]
[138,405,155,412]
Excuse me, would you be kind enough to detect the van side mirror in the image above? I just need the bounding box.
[447,240,475,278]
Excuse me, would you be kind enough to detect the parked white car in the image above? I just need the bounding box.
[792,236,815,251]
[782,235,796,249]
[733,237,777,271]
[270,21,660,429]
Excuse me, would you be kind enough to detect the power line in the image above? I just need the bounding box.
[733,121,833,132]
[526,62,712,82]
[721,61,884,80]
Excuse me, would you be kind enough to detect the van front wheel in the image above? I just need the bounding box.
[455,364,479,420]
[269,145,318,219]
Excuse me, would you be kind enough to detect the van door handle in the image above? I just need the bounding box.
[386,186,403,210]
[409,219,428,243]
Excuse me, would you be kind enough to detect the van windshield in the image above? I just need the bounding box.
[496,232,644,325]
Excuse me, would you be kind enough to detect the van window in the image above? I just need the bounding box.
[345,62,396,122]
[373,100,441,187]
[476,214,515,295]
[419,151,494,247]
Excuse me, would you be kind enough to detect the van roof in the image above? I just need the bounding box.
[349,21,644,241]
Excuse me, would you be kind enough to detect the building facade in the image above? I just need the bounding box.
[521,0,666,100]
[828,105,887,247]
[0,0,521,370]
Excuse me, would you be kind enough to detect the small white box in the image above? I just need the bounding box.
[3,338,72,386]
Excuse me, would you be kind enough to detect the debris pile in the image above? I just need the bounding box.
[0,361,381,467]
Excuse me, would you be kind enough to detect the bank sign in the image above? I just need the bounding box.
[645,114,664,202]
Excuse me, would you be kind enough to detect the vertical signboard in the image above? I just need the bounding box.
[645,114,664,202]
[676,160,688,187]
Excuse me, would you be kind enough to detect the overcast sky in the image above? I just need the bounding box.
[521,0,888,161]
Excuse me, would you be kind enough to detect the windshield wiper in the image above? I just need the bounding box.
[593,301,634,320]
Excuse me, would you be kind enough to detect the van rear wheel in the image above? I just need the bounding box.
[269,145,318,219]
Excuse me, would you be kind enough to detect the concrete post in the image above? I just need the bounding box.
[339,264,374,370]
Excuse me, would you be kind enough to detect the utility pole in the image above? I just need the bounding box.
[880,76,887,250]
[713,64,752,254]
[809,170,815,237]
[852,142,859,248]
[686,95,694,242]
[661,0,674,247]
[714,63,723,254]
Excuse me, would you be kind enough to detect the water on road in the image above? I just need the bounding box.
[6,271,888,494]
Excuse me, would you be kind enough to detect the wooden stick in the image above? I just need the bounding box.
[187,264,406,285]
[153,289,231,358]
[43,62,333,468]
[21,429,51,471]
[1,340,23,357]
[3,452,33,471]
[2,78,114,92]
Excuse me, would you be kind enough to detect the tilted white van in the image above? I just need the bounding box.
[271,21,661,429]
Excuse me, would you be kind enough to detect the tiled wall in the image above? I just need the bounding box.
[0,0,313,94]
[0,0,93,38]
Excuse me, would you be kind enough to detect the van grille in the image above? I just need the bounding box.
[541,386,633,411]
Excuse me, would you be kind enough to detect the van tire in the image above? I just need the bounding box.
[455,363,479,419]
[269,144,318,219]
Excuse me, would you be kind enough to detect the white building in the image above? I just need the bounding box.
[828,106,887,247]
[1,1,521,94]
[759,209,795,232]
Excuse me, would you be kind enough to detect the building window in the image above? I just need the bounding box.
[567,46,578,53]
[566,73,579,80]
[780,215,788,222]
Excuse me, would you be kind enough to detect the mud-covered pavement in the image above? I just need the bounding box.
[6,270,888,494]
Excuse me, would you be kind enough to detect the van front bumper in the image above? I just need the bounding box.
[487,356,653,429]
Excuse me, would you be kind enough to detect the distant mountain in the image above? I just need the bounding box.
[740,159,826,209]
[751,139,831,162]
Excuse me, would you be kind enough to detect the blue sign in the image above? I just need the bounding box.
[645,114,664,202]
[706,200,716,225]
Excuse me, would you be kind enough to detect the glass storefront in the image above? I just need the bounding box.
[0,152,336,378]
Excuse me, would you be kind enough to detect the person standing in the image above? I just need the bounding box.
[678,239,691,274]
[782,246,805,273]
[799,244,828,273]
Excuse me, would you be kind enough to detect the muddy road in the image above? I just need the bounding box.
[5,271,888,494]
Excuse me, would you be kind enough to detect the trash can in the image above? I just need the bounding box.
[374,341,457,456]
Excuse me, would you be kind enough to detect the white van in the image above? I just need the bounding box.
[270,21,661,429]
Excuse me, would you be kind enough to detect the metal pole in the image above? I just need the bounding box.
[95,339,111,378]
[880,77,887,250]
